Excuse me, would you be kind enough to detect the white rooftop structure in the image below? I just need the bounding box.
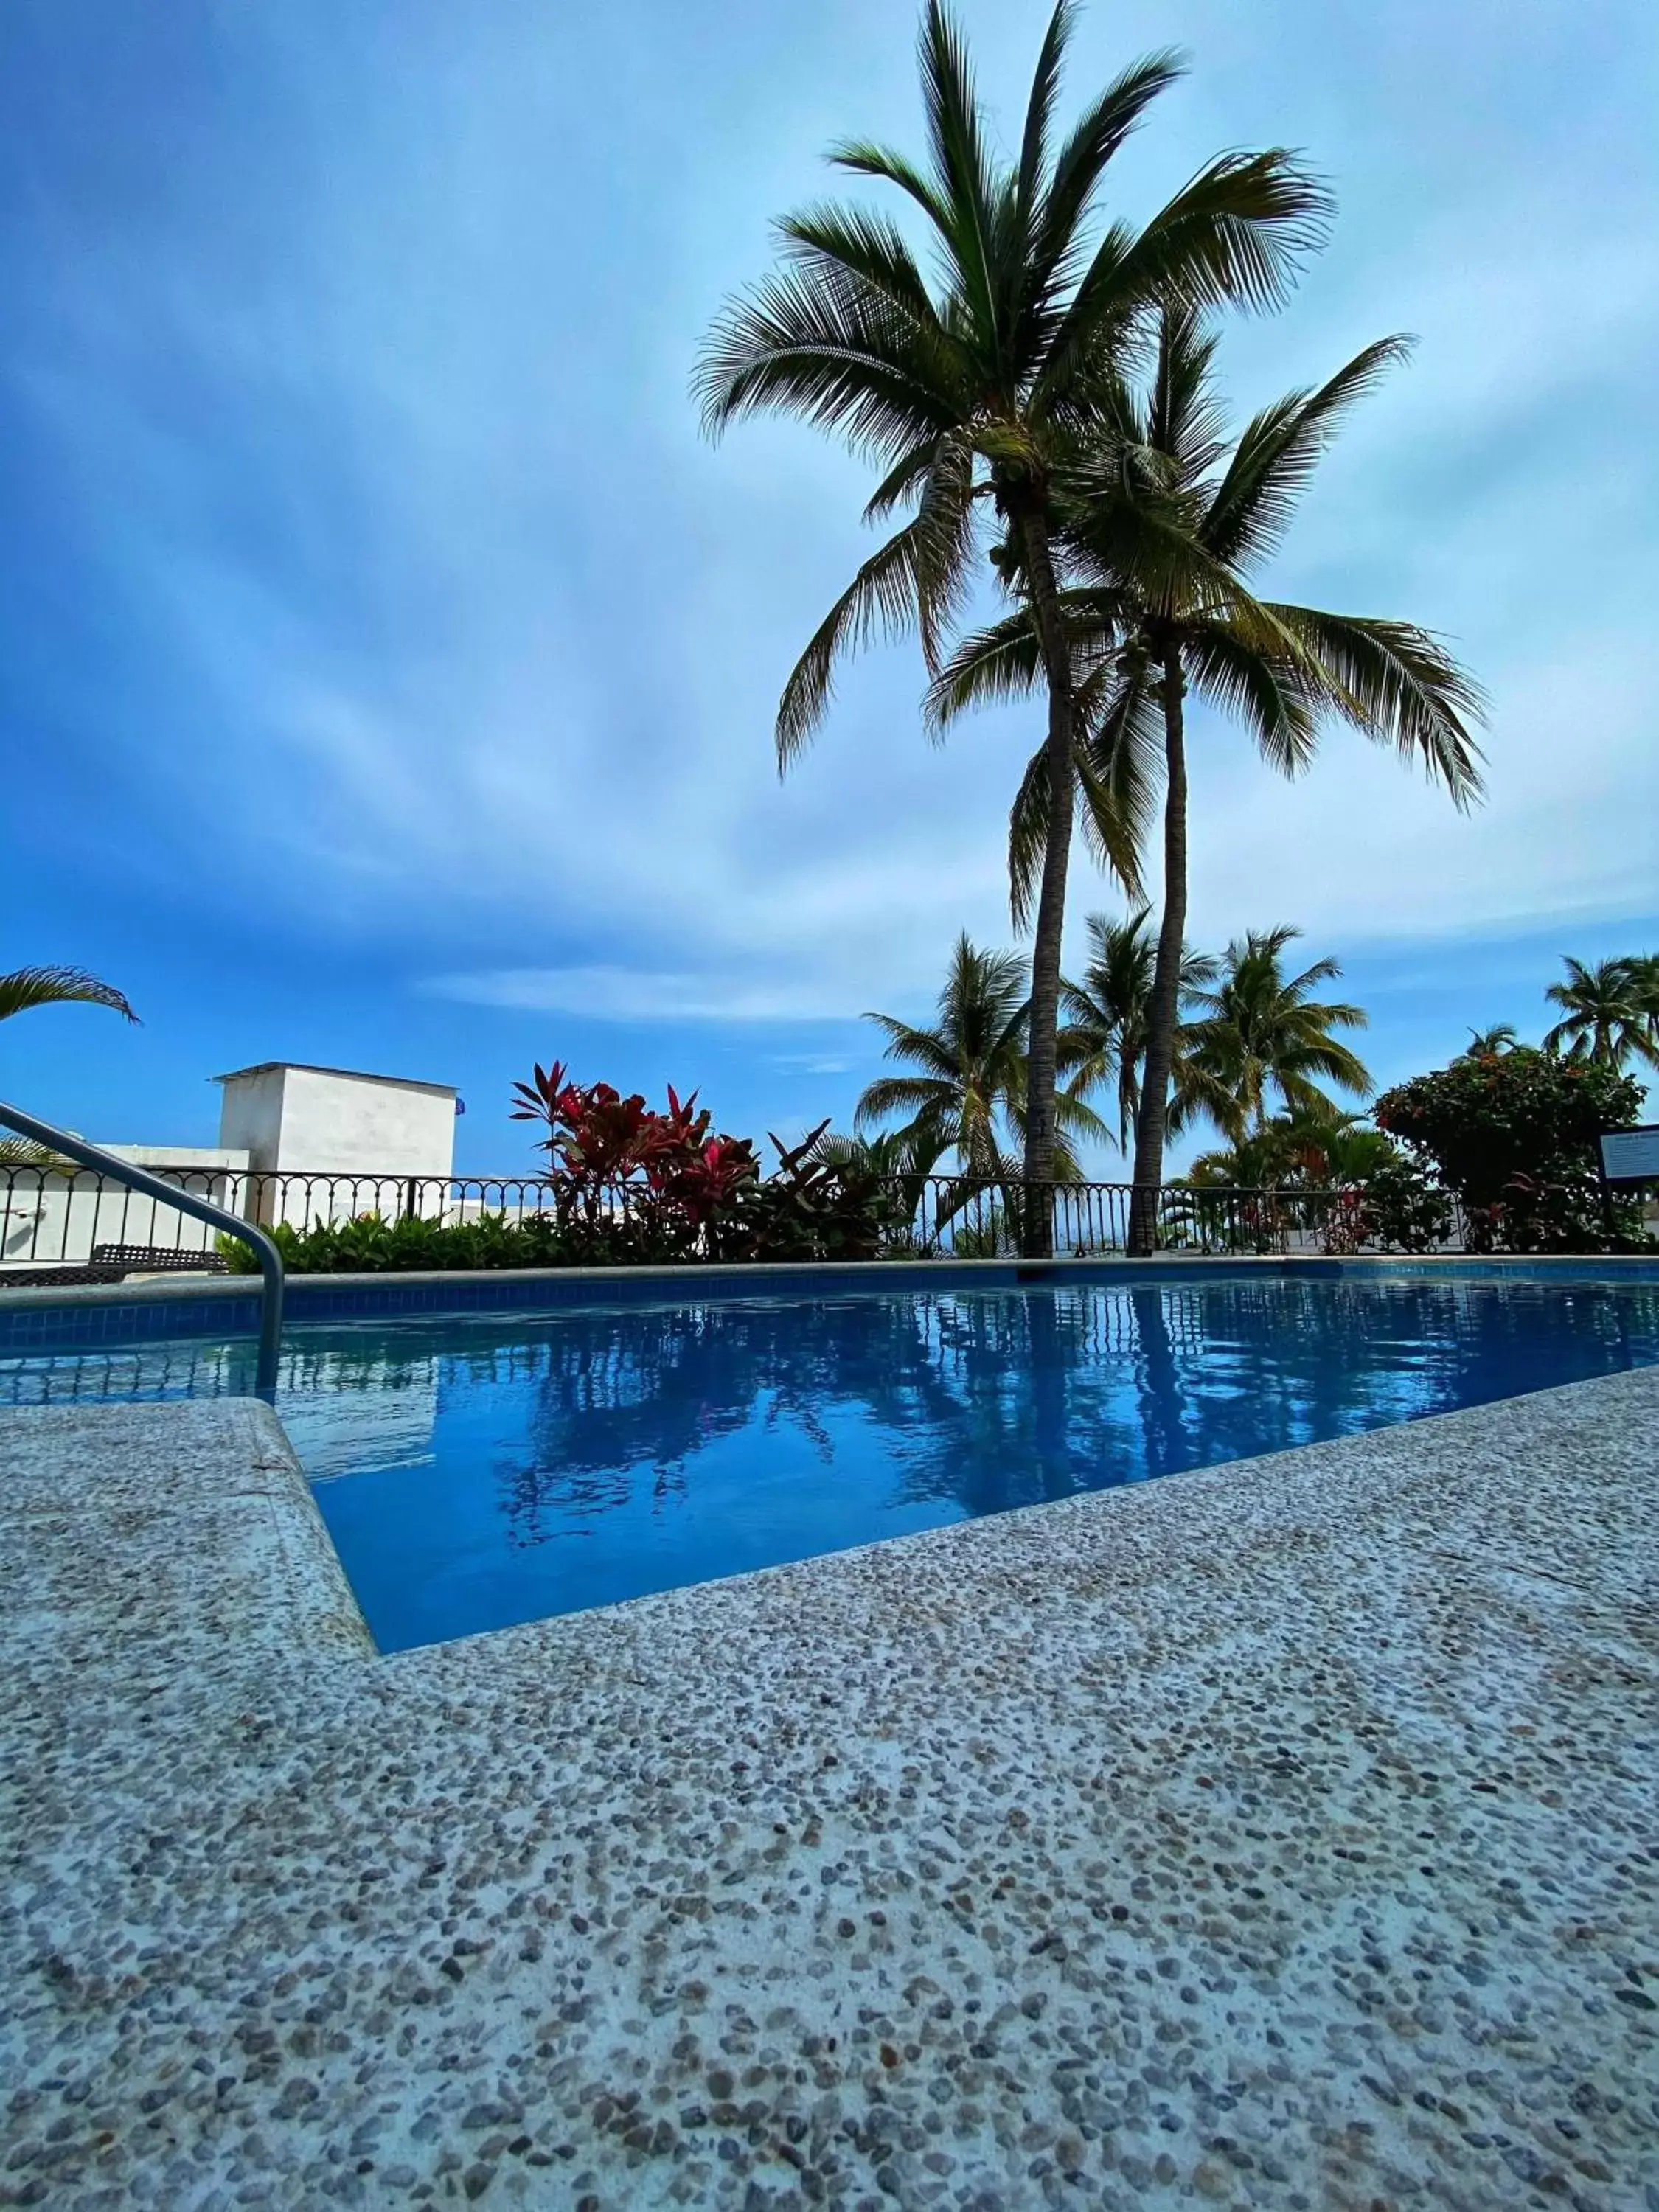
[212,1062,459,1226]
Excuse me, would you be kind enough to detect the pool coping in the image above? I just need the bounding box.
[5,1245,1659,1307]
[3,1370,1657,2206]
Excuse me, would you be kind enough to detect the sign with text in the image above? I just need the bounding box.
[1599,1124,1659,1184]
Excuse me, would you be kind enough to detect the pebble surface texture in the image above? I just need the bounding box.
[3,1374,1657,2212]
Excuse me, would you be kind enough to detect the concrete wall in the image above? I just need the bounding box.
[216,1069,287,1175]
[273,1068,454,1177]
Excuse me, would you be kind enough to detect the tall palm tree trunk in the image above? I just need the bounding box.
[1128,646,1188,1255]
[1016,505,1077,1261]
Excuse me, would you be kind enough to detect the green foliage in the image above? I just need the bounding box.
[1059,908,1217,1150]
[1177,925,1373,1139]
[696,6,1328,774]
[1375,1047,1649,1253]
[707,1126,910,1262]
[697,3,1331,1214]
[1349,1156,1454,1255]
[1185,1111,1394,1191]
[1542,955,1659,1071]
[855,931,1106,1176]
[219,1211,577,1276]
[0,964,138,1026]
[217,1131,905,1276]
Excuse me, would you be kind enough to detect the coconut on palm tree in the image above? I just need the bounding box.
[1058,906,1215,1152]
[695,1,1328,1252]
[1180,925,1371,1141]
[1543,956,1659,1071]
[928,307,1484,1248]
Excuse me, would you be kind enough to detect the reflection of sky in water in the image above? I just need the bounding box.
[6,1275,1658,1652]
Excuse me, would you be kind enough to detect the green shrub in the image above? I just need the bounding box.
[1374,1048,1649,1252]
[216,1150,905,1276]
[1346,1156,1455,1253]
[218,1211,573,1275]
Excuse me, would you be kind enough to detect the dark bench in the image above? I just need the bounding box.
[91,1244,230,1276]
[0,1245,231,1290]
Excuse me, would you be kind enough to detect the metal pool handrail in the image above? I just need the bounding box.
[0,1099,285,1397]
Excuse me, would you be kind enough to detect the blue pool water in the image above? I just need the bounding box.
[5,1269,1658,1651]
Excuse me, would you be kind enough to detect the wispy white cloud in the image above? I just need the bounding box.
[423,966,857,1023]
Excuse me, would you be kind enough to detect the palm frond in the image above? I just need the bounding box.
[1267,606,1486,803]
[862,442,936,522]
[916,0,1004,351]
[827,137,954,232]
[914,431,980,671]
[1203,334,1414,570]
[776,521,925,768]
[854,1074,959,1130]
[776,204,947,332]
[1014,1,1075,236]
[925,606,1046,728]
[1182,625,1317,778]
[1036,150,1331,407]
[0,965,139,1025]
[1026,46,1186,307]
[863,1012,961,1081]
[1071,662,1158,904]
[694,263,959,460]
[1146,304,1227,474]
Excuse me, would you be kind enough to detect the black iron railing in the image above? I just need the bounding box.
[0,1159,1475,1273]
[0,1105,285,1393]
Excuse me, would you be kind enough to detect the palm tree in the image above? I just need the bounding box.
[1188,1109,1395,1188]
[1180,925,1371,1141]
[1058,906,1216,1151]
[927,306,1484,1248]
[1631,955,1659,1057]
[1459,1023,1520,1060]
[0,965,137,1026]
[1543,956,1659,1071]
[695,2,1328,1252]
[855,932,1103,1180]
[1632,952,1659,1015]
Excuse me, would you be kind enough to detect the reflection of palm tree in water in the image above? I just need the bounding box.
[497,1292,1099,1541]
[1126,1286,1189,1482]
[492,1280,1659,1551]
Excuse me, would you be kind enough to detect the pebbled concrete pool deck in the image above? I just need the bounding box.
[2,1373,1657,2212]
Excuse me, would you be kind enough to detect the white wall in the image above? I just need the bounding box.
[274,1068,454,1176]
[0,1147,250,1270]
[216,1065,457,1230]
[1,1067,462,1264]
[217,1068,287,1173]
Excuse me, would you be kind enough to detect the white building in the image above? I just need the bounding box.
[0,1062,460,1268]
[213,1062,459,1228]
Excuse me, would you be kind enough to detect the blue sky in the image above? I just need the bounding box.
[2,0,1655,1172]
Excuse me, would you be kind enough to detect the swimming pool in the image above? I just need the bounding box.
[5,1265,1657,1651]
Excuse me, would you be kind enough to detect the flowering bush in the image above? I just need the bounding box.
[507,1062,764,1259]
[1374,1048,1649,1252]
